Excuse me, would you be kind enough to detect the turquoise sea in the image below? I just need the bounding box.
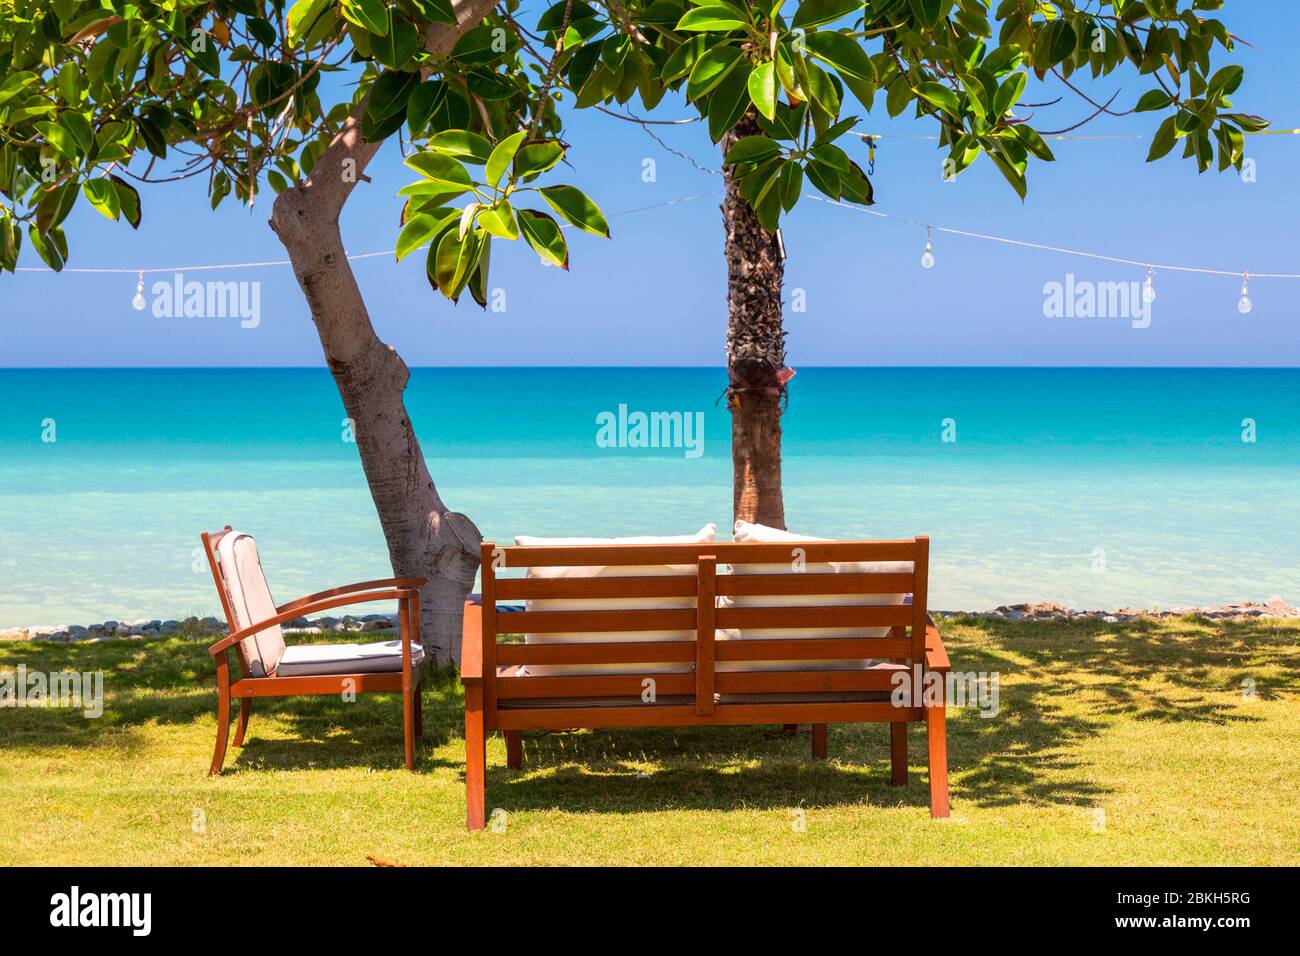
[1,367,1297,627]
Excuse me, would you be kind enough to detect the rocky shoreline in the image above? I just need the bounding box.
[3,596,1297,642]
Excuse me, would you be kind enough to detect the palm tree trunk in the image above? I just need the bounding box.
[266,0,497,667]
[722,113,787,530]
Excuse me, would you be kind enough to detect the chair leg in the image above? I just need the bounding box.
[402,685,416,771]
[209,688,231,776]
[465,686,487,831]
[811,723,828,760]
[926,703,950,818]
[232,697,252,748]
[505,730,523,769]
[413,679,424,739]
[890,721,908,786]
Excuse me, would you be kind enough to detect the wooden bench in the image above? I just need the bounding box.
[461,536,950,829]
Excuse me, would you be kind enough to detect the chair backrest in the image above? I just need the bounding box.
[479,537,929,717]
[200,527,286,678]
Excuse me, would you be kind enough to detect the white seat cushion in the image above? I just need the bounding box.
[275,639,424,677]
[718,520,912,672]
[514,525,716,676]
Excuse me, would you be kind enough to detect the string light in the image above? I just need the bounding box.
[920,226,935,269]
[1143,266,1156,304]
[1238,273,1252,314]
[131,271,145,310]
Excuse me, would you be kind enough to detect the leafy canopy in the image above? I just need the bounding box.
[0,0,1266,302]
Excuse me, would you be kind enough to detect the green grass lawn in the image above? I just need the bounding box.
[1,616,1296,866]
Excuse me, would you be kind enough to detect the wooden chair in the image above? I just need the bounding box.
[201,526,427,775]
[461,536,951,829]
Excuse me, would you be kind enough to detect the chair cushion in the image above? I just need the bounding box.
[216,531,286,677]
[718,520,912,673]
[275,639,425,677]
[514,525,716,677]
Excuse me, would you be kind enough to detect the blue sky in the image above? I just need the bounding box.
[3,4,1297,368]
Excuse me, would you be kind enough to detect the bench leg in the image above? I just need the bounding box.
[505,730,523,769]
[232,697,252,748]
[811,723,828,760]
[925,703,950,818]
[890,721,907,786]
[465,685,487,831]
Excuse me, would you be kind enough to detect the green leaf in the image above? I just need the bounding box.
[906,0,942,29]
[81,178,120,221]
[792,0,865,30]
[687,45,743,102]
[803,30,876,83]
[432,226,482,300]
[537,1,599,31]
[60,112,94,156]
[987,149,1026,199]
[1146,115,1178,161]
[748,61,778,121]
[404,151,474,192]
[1134,89,1173,112]
[286,0,333,47]
[539,185,610,238]
[514,141,566,180]
[342,0,388,35]
[708,61,753,141]
[662,35,709,83]
[778,160,803,212]
[676,6,747,31]
[362,70,420,141]
[725,135,782,165]
[396,208,458,260]
[1207,64,1243,97]
[111,175,141,229]
[374,9,422,69]
[517,208,569,269]
[35,182,78,236]
[485,131,526,188]
[35,121,77,159]
[914,81,962,118]
[478,202,519,239]
[430,130,493,164]
[993,72,1027,118]
[28,224,67,272]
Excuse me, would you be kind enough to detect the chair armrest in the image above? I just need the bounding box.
[276,577,427,615]
[460,600,483,683]
[208,588,420,657]
[925,617,950,673]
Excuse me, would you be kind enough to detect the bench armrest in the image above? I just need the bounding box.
[460,599,483,683]
[925,617,950,673]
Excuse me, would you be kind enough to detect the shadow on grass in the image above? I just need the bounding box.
[4,618,1295,814]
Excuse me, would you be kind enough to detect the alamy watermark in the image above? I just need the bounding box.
[595,404,704,459]
[1043,273,1151,329]
[142,273,261,328]
[0,665,104,718]
[890,664,1000,718]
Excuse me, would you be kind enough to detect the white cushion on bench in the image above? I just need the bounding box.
[514,525,716,676]
[718,520,912,672]
[275,639,424,677]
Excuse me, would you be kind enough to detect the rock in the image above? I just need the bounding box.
[67,625,89,640]
[360,619,390,631]
[160,620,180,634]
[200,617,222,631]
[102,620,119,630]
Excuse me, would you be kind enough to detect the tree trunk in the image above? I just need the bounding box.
[721,113,788,531]
[267,0,498,667]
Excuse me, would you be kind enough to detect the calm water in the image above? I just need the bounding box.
[1,367,1297,626]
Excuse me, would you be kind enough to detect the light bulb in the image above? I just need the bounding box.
[1237,275,1252,315]
[131,271,145,311]
[920,240,935,269]
[1143,268,1156,303]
